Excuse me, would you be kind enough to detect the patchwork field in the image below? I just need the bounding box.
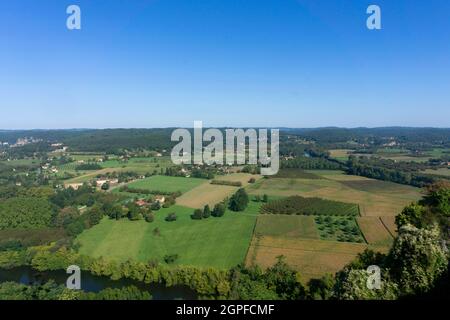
[245,236,389,282]
[357,216,393,246]
[255,170,422,217]
[176,183,237,209]
[125,175,205,194]
[254,215,319,239]
[76,202,260,269]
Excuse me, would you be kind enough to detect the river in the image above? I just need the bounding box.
[0,266,198,300]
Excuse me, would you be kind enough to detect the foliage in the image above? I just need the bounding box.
[0,197,55,230]
[395,203,425,229]
[388,225,448,295]
[203,205,211,219]
[211,180,242,187]
[346,156,438,187]
[281,156,342,170]
[165,213,177,222]
[261,196,358,216]
[191,209,203,220]
[211,203,226,217]
[75,163,103,170]
[228,188,249,212]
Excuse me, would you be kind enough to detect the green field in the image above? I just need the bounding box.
[254,215,319,239]
[125,175,206,194]
[76,202,260,269]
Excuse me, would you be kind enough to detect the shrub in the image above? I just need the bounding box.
[212,203,226,217]
[165,213,177,222]
[229,188,249,212]
[191,209,203,220]
[164,254,179,264]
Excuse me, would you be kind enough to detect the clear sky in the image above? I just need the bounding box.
[1,0,449,129]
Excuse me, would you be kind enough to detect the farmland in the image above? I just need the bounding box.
[125,175,205,194]
[356,216,393,246]
[254,215,319,239]
[76,202,260,269]
[248,171,421,217]
[260,196,359,216]
[243,169,421,280]
[245,236,389,282]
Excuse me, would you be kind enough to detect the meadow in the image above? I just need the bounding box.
[254,215,319,239]
[76,202,260,269]
[125,175,205,194]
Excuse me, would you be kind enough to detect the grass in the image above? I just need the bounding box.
[254,215,319,239]
[2,159,40,167]
[176,183,237,209]
[125,175,205,194]
[245,236,389,282]
[76,202,260,269]
[357,217,393,246]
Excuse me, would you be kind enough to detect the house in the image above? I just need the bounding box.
[135,199,149,207]
[96,179,108,187]
[64,183,84,190]
[96,178,119,188]
[155,195,165,204]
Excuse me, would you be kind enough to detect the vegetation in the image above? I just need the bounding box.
[261,196,359,216]
[0,197,55,230]
[211,180,242,187]
[315,216,364,243]
[228,188,249,212]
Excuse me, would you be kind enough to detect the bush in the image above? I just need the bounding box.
[211,180,242,187]
[165,213,177,222]
[144,212,154,223]
[164,254,179,264]
[203,205,211,218]
[191,209,203,220]
[212,203,226,217]
[229,188,249,212]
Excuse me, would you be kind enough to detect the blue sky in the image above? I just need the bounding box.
[1,0,449,129]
